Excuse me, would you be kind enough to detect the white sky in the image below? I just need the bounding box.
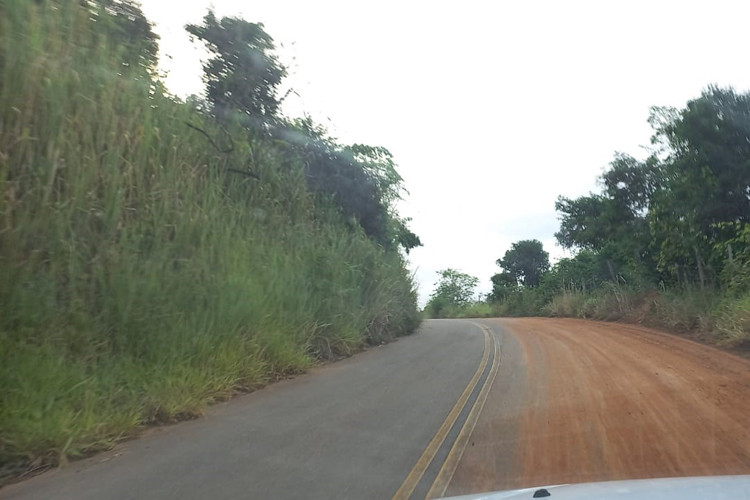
[140,0,750,306]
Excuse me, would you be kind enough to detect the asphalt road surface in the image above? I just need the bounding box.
[5,318,750,499]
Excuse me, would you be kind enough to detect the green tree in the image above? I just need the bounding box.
[186,12,286,124]
[647,86,750,285]
[496,240,550,287]
[185,12,420,253]
[488,271,516,301]
[555,194,610,251]
[276,117,420,252]
[554,86,750,288]
[276,117,389,244]
[345,143,421,253]
[541,250,611,293]
[653,87,750,231]
[555,153,662,283]
[425,269,479,318]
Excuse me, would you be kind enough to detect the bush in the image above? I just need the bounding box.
[646,288,718,333]
[716,294,750,346]
[546,291,587,317]
[456,302,494,318]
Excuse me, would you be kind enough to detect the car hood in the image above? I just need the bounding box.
[442,475,750,500]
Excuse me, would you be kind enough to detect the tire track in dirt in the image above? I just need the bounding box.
[445,318,750,497]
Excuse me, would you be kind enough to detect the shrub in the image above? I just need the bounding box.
[715,294,750,346]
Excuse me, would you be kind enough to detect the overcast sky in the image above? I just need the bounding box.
[140,0,750,305]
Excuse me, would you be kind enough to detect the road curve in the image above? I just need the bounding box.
[5,318,750,499]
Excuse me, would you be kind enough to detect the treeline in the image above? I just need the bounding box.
[554,86,750,292]
[428,86,750,346]
[0,0,420,479]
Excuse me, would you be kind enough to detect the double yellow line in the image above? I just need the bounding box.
[393,323,500,500]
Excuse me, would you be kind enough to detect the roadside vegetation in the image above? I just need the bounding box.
[0,0,421,481]
[432,86,750,349]
[423,269,482,319]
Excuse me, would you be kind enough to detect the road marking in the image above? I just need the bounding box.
[392,326,491,500]
[424,324,501,499]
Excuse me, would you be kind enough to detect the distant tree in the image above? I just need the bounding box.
[186,12,286,125]
[496,240,550,287]
[554,194,610,251]
[425,269,479,317]
[489,271,516,301]
[540,250,611,293]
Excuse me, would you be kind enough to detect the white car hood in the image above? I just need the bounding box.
[443,475,750,500]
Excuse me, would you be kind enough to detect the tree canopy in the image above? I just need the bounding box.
[425,269,479,318]
[184,14,420,254]
[495,239,550,288]
[186,12,286,124]
[554,86,750,288]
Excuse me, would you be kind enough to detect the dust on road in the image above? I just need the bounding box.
[446,318,750,496]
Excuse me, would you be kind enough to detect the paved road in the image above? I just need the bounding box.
[6,318,750,499]
[5,320,487,500]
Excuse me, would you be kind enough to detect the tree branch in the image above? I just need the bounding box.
[185,121,234,154]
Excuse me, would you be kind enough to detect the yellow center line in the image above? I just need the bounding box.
[392,326,491,500]
[425,324,501,499]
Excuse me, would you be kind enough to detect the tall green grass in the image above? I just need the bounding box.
[0,0,419,481]
[501,281,750,348]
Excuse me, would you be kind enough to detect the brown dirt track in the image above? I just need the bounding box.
[445,318,750,496]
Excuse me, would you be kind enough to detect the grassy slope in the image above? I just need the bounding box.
[482,284,750,349]
[544,286,750,347]
[0,1,419,480]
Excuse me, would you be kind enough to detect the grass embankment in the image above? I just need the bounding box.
[0,1,419,481]
[487,285,750,349]
[545,286,750,347]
